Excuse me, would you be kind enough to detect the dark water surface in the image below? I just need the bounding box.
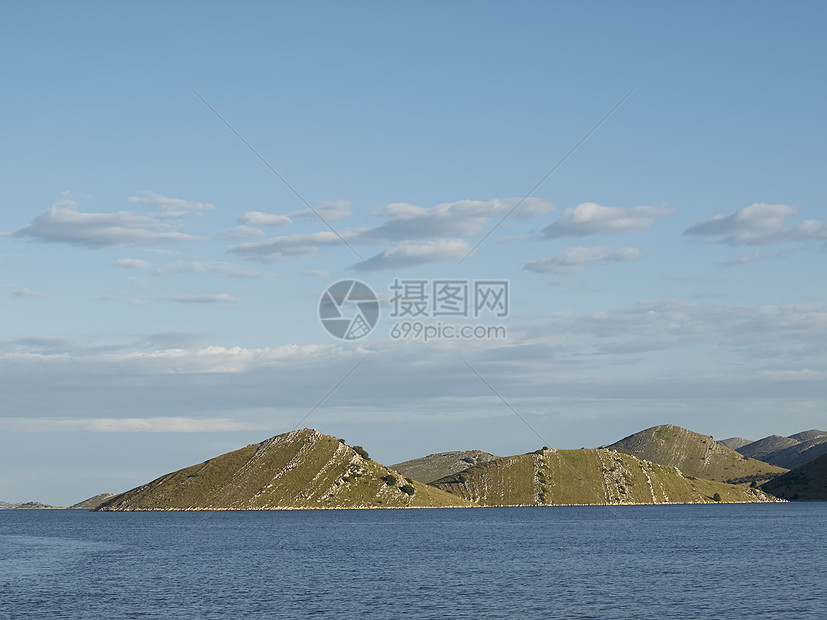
[1,503,825,619]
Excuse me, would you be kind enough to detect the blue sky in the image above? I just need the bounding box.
[2,2,826,505]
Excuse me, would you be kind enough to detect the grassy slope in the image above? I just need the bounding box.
[70,493,116,510]
[96,430,470,511]
[762,452,827,501]
[391,450,500,484]
[430,449,777,506]
[609,424,787,483]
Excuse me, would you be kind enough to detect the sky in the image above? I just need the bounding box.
[2,2,826,505]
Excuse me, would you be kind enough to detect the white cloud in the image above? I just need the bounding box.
[15,199,204,248]
[291,199,352,221]
[230,230,351,263]
[543,300,827,357]
[353,239,472,271]
[154,261,276,279]
[541,203,673,238]
[163,294,238,304]
[230,198,553,265]
[684,203,827,245]
[218,225,267,240]
[524,246,643,273]
[362,198,552,243]
[12,288,50,298]
[303,269,331,278]
[0,417,257,433]
[116,258,152,269]
[127,190,215,218]
[238,211,292,227]
[719,249,761,268]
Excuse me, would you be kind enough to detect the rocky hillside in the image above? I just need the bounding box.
[737,430,827,470]
[737,435,799,462]
[762,452,827,501]
[789,429,827,443]
[95,429,471,511]
[608,424,787,483]
[430,448,777,506]
[718,437,752,450]
[391,450,500,484]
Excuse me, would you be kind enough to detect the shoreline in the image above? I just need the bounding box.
[91,498,788,512]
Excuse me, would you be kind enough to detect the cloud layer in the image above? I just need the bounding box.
[230,197,554,269]
[684,203,827,245]
[15,195,208,248]
[524,246,643,273]
[354,240,472,271]
[239,211,292,227]
[542,203,673,238]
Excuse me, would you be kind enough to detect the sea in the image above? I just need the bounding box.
[1,503,825,619]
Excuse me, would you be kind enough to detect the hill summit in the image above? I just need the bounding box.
[96,429,470,511]
[608,424,787,483]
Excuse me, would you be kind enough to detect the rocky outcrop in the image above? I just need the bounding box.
[391,450,500,484]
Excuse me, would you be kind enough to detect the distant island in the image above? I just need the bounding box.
[0,501,62,510]
[89,424,826,512]
[0,494,117,511]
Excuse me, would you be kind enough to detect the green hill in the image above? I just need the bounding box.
[762,452,827,501]
[70,493,116,510]
[391,450,500,484]
[430,448,778,506]
[95,429,471,511]
[608,424,787,483]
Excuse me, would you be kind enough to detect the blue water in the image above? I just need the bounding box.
[1,504,825,619]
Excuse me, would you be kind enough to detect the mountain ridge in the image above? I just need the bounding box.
[736,430,827,470]
[430,447,777,506]
[94,425,789,511]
